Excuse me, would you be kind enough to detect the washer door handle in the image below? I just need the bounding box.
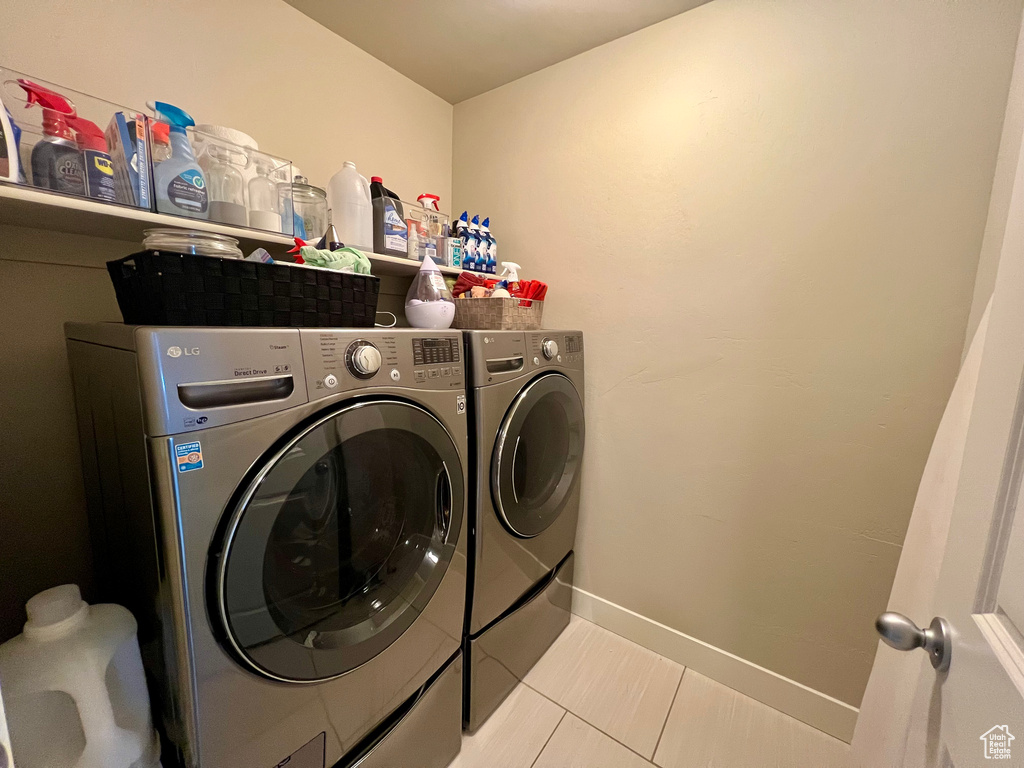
[510,435,522,504]
[436,463,453,541]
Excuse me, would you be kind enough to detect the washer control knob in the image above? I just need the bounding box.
[348,342,382,377]
[542,339,559,360]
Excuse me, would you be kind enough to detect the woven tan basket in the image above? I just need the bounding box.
[452,297,544,330]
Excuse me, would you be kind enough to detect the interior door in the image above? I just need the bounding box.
[491,373,585,538]
[211,399,464,683]
[890,99,1024,766]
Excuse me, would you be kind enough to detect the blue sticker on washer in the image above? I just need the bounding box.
[175,441,204,473]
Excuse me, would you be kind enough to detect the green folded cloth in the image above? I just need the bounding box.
[300,246,373,275]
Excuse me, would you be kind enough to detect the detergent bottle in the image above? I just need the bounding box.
[370,176,408,257]
[149,101,208,219]
[18,80,84,195]
[67,116,116,202]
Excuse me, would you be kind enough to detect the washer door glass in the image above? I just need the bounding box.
[217,399,463,682]
[491,373,585,538]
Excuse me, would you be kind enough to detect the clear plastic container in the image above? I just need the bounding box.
[186,127,293,233]
[0,585,161,768]
[142,227,243,259]
[0,65,151,209]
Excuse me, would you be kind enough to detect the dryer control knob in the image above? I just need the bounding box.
[348,343,382,376]
[542,339,559,360]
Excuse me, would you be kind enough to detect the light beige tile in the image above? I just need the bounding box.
[450,684,564,768]
[654,670,852,768]
[534,713,656,768]
[524,616,684,758]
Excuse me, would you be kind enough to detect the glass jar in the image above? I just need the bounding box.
[143,228,243,259]
[280,175,328,242]
[248,159,282,233]
[206,144,247,227]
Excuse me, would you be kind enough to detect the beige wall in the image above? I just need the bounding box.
[0,0,452,202]
[453,0,1023,705]
[965,20,1024,347]
[0,0,453,640]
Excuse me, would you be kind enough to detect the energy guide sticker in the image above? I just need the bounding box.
[175,441,204,473]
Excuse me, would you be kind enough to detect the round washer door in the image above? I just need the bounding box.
[214,399,464,683]
[491,373,585,538]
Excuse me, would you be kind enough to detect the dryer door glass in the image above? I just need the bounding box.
[492,373,585,538]
[216,399,464,682]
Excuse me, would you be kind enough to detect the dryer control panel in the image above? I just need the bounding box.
[525,331,584,372]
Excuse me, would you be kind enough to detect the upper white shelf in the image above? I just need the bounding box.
[0,183,460,277]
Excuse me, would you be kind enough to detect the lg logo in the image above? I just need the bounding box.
[167,346,200,358]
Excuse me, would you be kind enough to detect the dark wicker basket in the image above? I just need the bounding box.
[107,250,380,327]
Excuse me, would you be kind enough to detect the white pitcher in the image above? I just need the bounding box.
[0,585,161,768]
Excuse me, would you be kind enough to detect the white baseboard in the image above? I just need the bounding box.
[571,586,859,743]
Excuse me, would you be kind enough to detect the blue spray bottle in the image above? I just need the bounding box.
[149,101,208,219]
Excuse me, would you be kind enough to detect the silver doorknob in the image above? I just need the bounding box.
[876,612,952,672]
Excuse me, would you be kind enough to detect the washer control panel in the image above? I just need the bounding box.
[299,329,464,399]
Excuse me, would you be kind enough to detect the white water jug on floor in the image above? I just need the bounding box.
[327,160,374,250]
[0,585,161,768]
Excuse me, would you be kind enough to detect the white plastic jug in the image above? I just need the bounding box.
[327,161,373,251]
[0,585,161,768]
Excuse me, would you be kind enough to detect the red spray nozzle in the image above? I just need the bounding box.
[66,116,107,151]
[150,121,170,145]
[17,79,76,139]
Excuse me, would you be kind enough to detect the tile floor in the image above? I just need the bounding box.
[452,616,853,768]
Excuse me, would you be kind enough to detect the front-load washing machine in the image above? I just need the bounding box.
[463,330,585,731]
[65,324,470,768]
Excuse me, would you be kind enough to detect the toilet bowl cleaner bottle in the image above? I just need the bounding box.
[67,116,116,202]
[480,217,497,274]
[18,80,85,196]
[149,101,208,219]
[456,212,477,271]
[469,215,485,272]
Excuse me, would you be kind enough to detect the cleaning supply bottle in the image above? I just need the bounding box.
[18,80,84,195]
[370,176,408,257]
[327,161,373,250]
[499,262,522,293]
[67,116,116,202]
[150,121,171,163]
[457,212,477,271]
[0,91,22,183]
[480,217,497,274]
[0,584,162,768]
[473,217,489,274]
[149,101,208,219]
[469,215,484,272]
